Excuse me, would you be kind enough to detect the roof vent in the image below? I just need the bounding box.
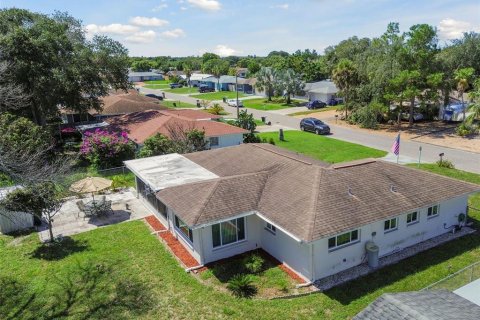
[348,187,354,196]
[390,185,398,193]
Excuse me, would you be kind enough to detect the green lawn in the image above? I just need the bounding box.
[289,106,340,117]
[143,80,171,85]
[160,100,197,109]
[243,99,304,111]
[143,84,170,89]
[258,130,387,163]
[163,87,199,94]
[191,91,247,101]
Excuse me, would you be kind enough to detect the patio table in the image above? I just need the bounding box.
[85,200,107,216]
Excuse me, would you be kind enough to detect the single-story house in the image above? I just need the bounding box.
[189,73,212,87]
[200,76,255,93]
[124,144,479,282]
[165,70,186,80]
[0,186,34,234]
[354,290,480,319]
[107,109,247,149]
[128,71,164,82]
[304,80,340,102]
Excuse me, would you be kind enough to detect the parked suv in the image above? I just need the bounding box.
[300,118,330,135]
[145,93,164,100]
[227,99,244,107]
[169,83,183,89]
[306,100,327,109]
[198,85,214,93]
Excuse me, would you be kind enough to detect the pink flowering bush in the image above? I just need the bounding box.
[80,129,135,169]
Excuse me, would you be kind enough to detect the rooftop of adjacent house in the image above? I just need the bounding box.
[201,75,252,84]
[304,80,339,94]
[107,110,247,144]
[128,71,163,77]
[95,90,168,115]
[135,143,480,242]
[354,290,480,320]
[190,73,213,81]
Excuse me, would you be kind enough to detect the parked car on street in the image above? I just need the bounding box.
[300,118,330,135]
[307,100,327,109]
[227,99,244,107]
[169,83,183,89]
[145,93,164,100]
[401,112,424,122]
[198,85,215,93]
[327,97,343,106]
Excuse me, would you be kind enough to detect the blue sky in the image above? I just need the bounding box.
[1,0,479,57]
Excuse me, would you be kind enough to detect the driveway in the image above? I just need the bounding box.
[137,86,480,173]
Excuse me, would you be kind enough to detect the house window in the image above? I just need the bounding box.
[212,217,245,248]
[384,218,398,232]
[407,212,418,225]
[209,137,219,147]
[265,222,276,234]
[328,230,359,250]
[175,216,193,243]
[427,205,439,218]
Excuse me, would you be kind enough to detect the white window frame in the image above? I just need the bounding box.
[406,211,419,225]
[265,222,276,234]
[328,229,360,251]
[174,215,193,245]
[384,217,398,233]
[427,205,439,218]
[212,217,246,249]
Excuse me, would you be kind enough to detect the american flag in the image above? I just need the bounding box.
[391,133,400,156]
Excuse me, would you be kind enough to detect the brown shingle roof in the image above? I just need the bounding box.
[107,110,247,144]
[157,144,480,242]
[96,90,167,115]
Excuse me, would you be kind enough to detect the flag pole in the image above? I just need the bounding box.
[396,131,400,164]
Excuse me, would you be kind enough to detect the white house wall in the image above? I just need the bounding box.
[312,195,469,280]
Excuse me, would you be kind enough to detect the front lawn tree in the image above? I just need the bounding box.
[0,9,131,126]
[454,67,475,121]
[332,59,359,119]
[203,59,229,91]
[279,69,305,104]
[255,67,279,101]
[235,110,260,143]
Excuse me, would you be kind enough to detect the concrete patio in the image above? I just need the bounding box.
[38,188,149,242]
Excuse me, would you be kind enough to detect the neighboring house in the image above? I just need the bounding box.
[0,186,34,234]
[107,109,247,148]
[61,90,168,125]
[124,144,479,282]
[165,70,186,80]
[189,73,212,87]
[200,75,255,93]
[304,80,340,102]
[354,290,480,319]
[128,71,163,82]
[236,68,248,78]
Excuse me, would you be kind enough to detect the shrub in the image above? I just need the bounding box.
[243,254,265,274]
[227,274,257,298]
[436,159,455,169]
[349,102,387,129]
[207,103,225,115]
[456,123,478,137]
[268,138,276,145]
[80,129,136,169]
[243,133,261,143]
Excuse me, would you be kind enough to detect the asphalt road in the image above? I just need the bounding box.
[138,86,480,173]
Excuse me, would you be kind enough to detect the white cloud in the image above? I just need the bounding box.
[180,6,188,10]
[214,44,238,56]
[161,28,186,38]
[187,0,221,11]
[271,4,289,9]
[152,4,168,12]
[130,16,169,27]
[438,18,477,40]
[85,23,139,36]
[125,30,157,43]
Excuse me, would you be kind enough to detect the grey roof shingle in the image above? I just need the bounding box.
[354,290,480,320]
[156,144,480,242]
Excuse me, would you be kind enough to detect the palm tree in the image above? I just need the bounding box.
[332,59,359,119]
[255,67,278,101]
[280,69,305,104]
[454,67,475,122]
[467,78,480,124]
[183,64,193,87]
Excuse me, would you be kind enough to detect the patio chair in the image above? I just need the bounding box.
[76,200,94,219]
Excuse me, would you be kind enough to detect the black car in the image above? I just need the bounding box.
[145,93,163,100]
[306,100,327,109]
[198,85,214,93]
[300,118,330,135]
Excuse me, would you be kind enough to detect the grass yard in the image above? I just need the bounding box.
[160,100,197,109]
[163,87,199,94]
[258,130,387,163]
[191,91,247,101]
[143,84,170,89]
[143,80,171,85]
[243,98,304,111]
[289,106,340,116]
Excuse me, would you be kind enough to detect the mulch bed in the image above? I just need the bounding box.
[158,232,200,268]
[145,215,167,232]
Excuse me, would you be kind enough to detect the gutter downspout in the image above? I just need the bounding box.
[310,242,315,283]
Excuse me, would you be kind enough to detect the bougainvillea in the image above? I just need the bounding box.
[80,129,135,169]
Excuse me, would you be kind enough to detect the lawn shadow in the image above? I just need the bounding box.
[30,237,89,261]
[0,276,37,320]
[324,233,480,305]
[87,210,131,227]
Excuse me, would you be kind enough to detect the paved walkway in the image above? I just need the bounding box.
[138,87,480,173]
[38,189,149,242]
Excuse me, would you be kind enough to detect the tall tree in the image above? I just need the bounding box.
[0,9,131,125]
[454,67,475,121]
[203,59,229,91]
[255,67,279,101]
[183,63,193,87]
[279,69,305,104]
[332,59,359,118]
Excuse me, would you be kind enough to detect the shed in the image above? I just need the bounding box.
[0,186,34,234]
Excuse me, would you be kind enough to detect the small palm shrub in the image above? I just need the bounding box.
[227,274,257,298]
[436,159,455,169]
[268,138,276,145]
[207,103,225,115]
[243,254,264,274]
[456,123,478,137]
